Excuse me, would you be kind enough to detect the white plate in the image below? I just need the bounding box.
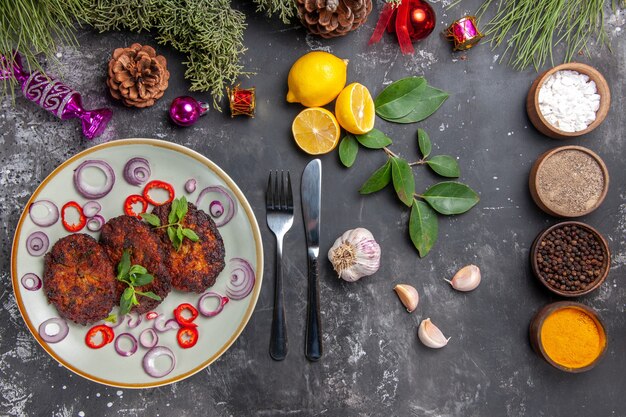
[11,138,263,388]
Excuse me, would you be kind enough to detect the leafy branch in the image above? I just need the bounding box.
[141,196,199,251]
[338,77,479,257]
[116,249,161,316]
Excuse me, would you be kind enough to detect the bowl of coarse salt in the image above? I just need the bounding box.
[527,63,610,139]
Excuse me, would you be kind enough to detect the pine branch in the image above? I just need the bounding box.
[253,0,298,24]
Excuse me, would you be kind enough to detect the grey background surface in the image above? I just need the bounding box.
[1,1,625,416]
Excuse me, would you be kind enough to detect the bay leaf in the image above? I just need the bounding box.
[339,134,359,167]
[409,199,438,257]
[426,155,460,178]
[359,160,392,194]
[422,181,479,215]
[374,77,427,120]
[391,157,415,207]
[417,128,431,158]
[355,128,393,149]
[382,85,449,124]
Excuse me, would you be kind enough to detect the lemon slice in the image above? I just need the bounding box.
[334,83,375,135]
[292,107,341,155]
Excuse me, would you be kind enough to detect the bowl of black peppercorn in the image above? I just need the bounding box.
[531,221,610,297]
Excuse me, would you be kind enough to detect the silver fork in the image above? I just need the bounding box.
[266,170,293,361]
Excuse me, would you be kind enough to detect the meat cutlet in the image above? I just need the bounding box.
[99,215,172,313]
[43,233,116,325]
[151,201,225,292]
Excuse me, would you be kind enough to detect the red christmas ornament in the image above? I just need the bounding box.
[369,0,436,55]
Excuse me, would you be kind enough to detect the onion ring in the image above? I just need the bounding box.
[28,200,59,227]
[153,314,180,332]
[26,231,49,257]
[126,310,142,328]
[123,157,151,186]
[115,333,138,357]
[21,273,42,291]
[185,178,197,193]
[143,346,176,378]
[86,215,105,232]
[38,318,69,344]
[139,328,159,349]
[82,201,102,218]
[198,291,230,317]
[196,186,237,227]
[209,201,224,218]
[226,258,256,300]
[73,159,115,199]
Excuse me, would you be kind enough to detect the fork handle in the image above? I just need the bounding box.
[305,254,322,362]
[269,238,288,361]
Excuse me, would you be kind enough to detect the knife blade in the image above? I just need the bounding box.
[301,159,322,361]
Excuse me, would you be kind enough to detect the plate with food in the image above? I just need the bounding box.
[11,138,263,388]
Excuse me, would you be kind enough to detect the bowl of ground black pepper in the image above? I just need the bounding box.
[529,145,609,217]
[531,221,610,297]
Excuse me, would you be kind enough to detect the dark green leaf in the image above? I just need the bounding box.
[122,287,134,300]
[136,291,162,301]
[133,273,154,287]
[168,198,179,224]
[381,85,449,124]
[140,212,161,227]
[390,157,415,207]
[359,160,392,194]
[177,197,188,220]
[409,200,439,257]
[117,250,131,280]
[129,265,147,276]
[176,226,183,241]
[119,292,132,316]
[417,128,431,158]
[374,77,427,120]
[339,134,359,167]
[422,182,480,215]
[426,155,460,178]
[182,228,200,242]
[355,129,393,149]
[167,226,176,244]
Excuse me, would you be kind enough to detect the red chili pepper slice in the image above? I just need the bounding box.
[143,180,175,206]
[85,324,114,349]
[174,303,199,327]
[124,194,148,218]
[176,326,199,349]
[61,201,87,232]
[146,311,158,320]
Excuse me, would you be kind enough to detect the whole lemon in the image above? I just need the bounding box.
[286,51,348,107]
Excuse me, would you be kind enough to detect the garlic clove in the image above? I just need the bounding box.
[393,284,419,313]
[418,318,450,349]
[446,264,481,292]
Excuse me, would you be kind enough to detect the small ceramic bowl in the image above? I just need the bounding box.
[526,62,611,139]
[530,221,610,297]
[529,301,607,373]
[529,145,609,217]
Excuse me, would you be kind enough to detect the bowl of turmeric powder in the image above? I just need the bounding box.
[530,301,607,373]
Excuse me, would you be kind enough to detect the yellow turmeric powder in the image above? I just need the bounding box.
[540,307,605,369]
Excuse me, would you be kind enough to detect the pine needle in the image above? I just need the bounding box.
[254,0,298,24]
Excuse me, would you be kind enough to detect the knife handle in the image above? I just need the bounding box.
[305,255,322,361]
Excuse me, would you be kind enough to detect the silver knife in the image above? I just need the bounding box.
[301,159,322,361]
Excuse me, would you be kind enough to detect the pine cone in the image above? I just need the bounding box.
[107,43,170,108]
[297,0,373,38]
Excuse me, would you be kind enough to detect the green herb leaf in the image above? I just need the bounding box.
[135,291,162,301]
[131,293,139,306]
[422,182,480,215]
[339,134,359,167]
[177,196,188,220]
[169,198,180,224]
[117,250,131,280]
[140,212,161,227]
[119,287,134,316]
[176,226,184,241]
[378,82,449,124]
[409,200,439,257]
[426,155,460,178]
[104,313,117,323]
[359,160,392,194]
[417,128,431,158]
[355,129,393,149]
[129,265,148,276]
[374,76,427,120]
[167,226,177,245]
[133,273,155,287]
[182,228,200,242]
[390,157,415,207]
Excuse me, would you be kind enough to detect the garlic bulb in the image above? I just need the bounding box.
[418,318,450,349]
[445,265,481,292]
[328,228,381,282]
[394,284,419,312]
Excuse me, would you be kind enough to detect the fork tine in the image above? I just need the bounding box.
[280,170,286,209]
[266,171,273,210]
[274,170,279,209]
[286,171,293,210]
